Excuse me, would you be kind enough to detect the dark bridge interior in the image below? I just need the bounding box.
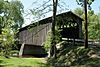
[59,20,80,39]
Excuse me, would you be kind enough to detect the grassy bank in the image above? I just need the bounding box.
[47,41,100,67]
[0,56,52,67]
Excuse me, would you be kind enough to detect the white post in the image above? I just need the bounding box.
[19,43,25,57]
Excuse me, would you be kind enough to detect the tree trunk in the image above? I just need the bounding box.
[50,0,58,58]
[84,0,88,48]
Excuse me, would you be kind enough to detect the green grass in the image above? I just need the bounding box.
[0,56,53,67]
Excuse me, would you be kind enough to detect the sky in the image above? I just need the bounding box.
[20,0,100,27]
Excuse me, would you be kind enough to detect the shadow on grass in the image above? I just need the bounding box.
[0,59,4,67]
[0,65,4,67]
[19,65,32,67]
[36,61,53,67]
[0,59,3,63]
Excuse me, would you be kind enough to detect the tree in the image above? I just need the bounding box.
[88,11,100,41]
[0,0,24,57]
[74,8,84,17]
[84,0,88,48]
[76,0,95,48]
[74,8,100,42]
[30,0,58,58]
[29,0,69,58]
[0,0,24,32]
[50,0,58,58]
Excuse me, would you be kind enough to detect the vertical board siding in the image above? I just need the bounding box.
[19,23,52,46]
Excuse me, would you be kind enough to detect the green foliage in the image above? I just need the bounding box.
[0,0,24,57]
[44,30,52,51]
[76,0,95,10]
[10,50,19,56]
[0,27,15,57]
[88,12,100,41]
[0,0,24,30]
[74,8,84,16]
[74,8,100,41]
[44,28,61,51]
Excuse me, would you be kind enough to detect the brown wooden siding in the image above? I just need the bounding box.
[19,23,52,46]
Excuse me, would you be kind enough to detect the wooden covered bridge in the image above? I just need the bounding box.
[18,11,83,57]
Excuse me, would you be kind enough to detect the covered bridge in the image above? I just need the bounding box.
[18,11,83,57]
